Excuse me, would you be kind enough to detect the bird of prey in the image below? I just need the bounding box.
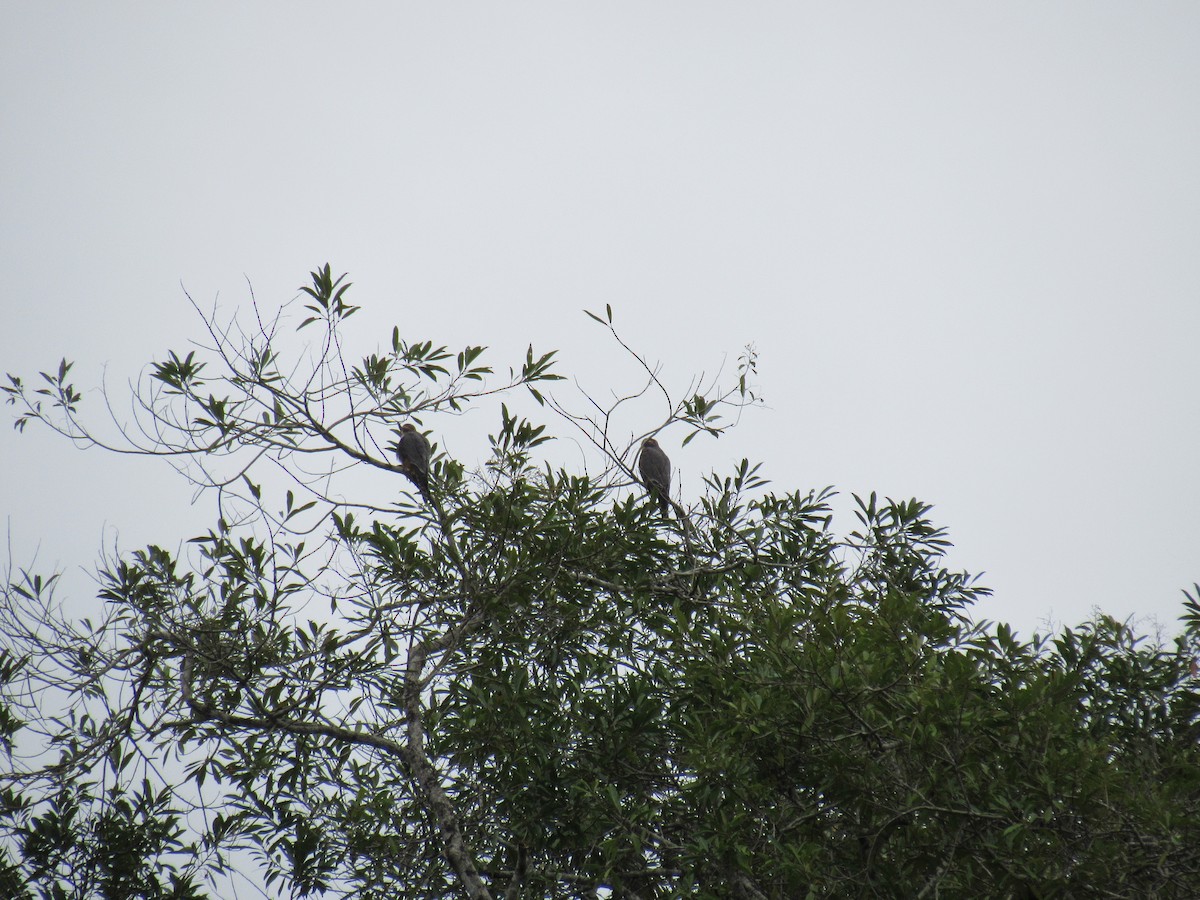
[397,423,432,499]
[638,437,671,515]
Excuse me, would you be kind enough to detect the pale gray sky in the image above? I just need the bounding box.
[2,3,1198,639]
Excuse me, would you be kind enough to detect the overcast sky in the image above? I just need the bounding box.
[2,3,1198,641]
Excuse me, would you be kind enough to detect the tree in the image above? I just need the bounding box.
[2,266,1199,899]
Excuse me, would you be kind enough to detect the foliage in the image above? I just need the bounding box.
[2,267,1199,899]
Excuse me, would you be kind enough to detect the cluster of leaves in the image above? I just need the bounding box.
[2,268,1199,899]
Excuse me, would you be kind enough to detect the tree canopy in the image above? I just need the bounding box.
[2,267,1199,899]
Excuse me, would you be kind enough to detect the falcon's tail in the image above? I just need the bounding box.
[401,466,431,502]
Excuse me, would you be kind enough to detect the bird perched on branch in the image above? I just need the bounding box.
[396,423,432,500]
[638,437,671,515]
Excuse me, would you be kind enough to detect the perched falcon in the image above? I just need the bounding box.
[397,423,432,499]
[638,437,671,515]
